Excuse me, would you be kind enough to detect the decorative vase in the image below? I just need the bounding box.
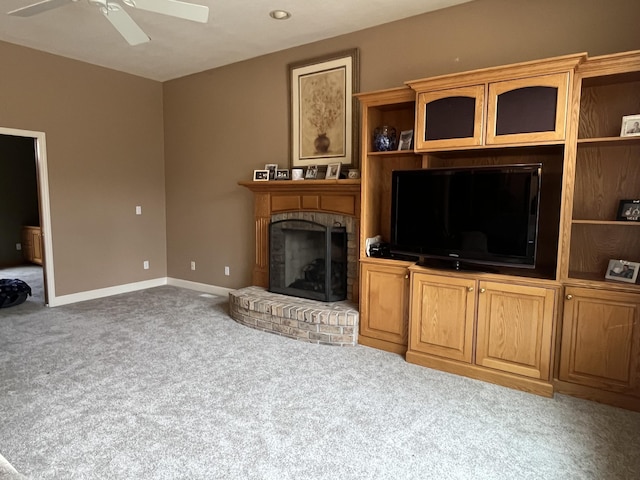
[314,133,330,154]
[373,126,397,151]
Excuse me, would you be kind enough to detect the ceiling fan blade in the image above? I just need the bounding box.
[8,0,74,17]
[102,3,149,46]
[126,0,209,23]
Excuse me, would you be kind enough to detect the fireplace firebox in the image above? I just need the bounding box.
[269,219,347,302]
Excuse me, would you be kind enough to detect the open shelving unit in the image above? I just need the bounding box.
[356,50,640,410]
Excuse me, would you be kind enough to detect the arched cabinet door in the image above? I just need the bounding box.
[415,85,485,151]
[486,72,569,145]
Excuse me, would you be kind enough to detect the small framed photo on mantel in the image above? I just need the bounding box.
[275,169,290,180]
[253,169,269,181]
[264,163,278,180]
[305,165,318,179]
[325,162,341,179]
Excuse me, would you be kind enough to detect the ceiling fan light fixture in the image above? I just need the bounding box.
[269,10,291,20]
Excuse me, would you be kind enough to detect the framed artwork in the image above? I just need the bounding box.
[398,129,414,150]
[325,162,341,180]
[289,49,359,169]
[620,114,640,137]
[275,169,290,180]
[605,259,639,283]
[253,169,269,181]
[305,165,318,179]
[264,163,278,180]
[616,199,640,221]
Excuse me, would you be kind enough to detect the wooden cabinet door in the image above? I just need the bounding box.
[559,287,640,395]
[409,273,476,363]
[21,227,34,263]
[31,228,43,265]
[21,226,42,265]
[476,281,556,380]
[486,72,569,144]
[414,85,485,151]
[359,262,409,348]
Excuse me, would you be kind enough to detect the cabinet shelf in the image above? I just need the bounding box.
[367,150,419,157]
[572,220,640,226]
[577,136,640,146]
[566,271,640,293]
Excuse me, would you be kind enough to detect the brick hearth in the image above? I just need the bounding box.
[229,286,359,346]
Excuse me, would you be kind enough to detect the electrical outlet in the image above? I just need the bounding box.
[16,243,22,251]
[191,261,196,271]
[143,260,149,270]
[224,266,230,276]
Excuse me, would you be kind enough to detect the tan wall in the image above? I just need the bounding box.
[0,43,166,296]
[1,0,638,297]
[164,0,640,289]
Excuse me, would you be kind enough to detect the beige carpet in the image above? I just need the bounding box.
[1,265,639,479]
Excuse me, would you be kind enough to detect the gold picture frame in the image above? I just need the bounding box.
[289,49,359,169]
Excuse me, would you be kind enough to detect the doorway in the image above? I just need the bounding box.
[0,127,55,305]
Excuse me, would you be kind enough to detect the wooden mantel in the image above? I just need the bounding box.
[239,179,361,287]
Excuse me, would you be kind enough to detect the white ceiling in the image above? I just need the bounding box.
[1,0,472,81]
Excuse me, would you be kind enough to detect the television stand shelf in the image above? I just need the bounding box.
[355,50,640,411]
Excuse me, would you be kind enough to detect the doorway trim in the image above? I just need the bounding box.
[0,126,56,305]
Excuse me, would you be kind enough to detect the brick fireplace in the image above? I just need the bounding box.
[232,179,361,345]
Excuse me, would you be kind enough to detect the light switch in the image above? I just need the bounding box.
[136,206,142,215]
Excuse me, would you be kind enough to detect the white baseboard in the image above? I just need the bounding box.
[167,277,234,297]
[48,278,168,307]
[47,277,234,307]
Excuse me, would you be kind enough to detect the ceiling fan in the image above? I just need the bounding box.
[7,0,210,46]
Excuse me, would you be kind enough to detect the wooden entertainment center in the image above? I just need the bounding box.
[356,50,640,410]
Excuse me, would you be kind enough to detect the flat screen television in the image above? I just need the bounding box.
[390,164,542,270]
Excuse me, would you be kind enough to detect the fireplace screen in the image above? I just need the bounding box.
[269,219,347,302]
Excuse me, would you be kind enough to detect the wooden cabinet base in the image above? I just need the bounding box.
[359,335,407,355]
[406,350,554,398]
[554,379,640,412]
[21,226,43,265]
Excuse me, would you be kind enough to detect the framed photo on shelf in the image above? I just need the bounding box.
[605,259,640,284]
[398,129,414,150]
[305,165,318,179]
[616,199,640,221]
[620,114,640,137]
[253,169,269,181]
[275,169,290,180]
[289,49,359,169]
[325,162,341,180]
[264,163,278,180]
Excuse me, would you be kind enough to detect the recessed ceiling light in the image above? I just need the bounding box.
[269,10,291,20]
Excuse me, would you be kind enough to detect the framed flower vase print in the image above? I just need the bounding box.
[289,49,359,169]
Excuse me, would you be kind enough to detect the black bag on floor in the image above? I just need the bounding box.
[0,279,32,308]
